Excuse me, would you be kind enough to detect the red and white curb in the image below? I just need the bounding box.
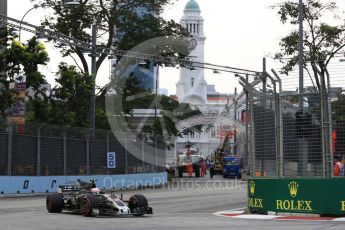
[214,209,345,222]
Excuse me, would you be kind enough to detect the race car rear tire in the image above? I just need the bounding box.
[46,193,64,213]
[80,195,98,217]
[128,194,148,216]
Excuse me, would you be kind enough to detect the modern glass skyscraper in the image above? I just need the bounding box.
[110,5,158,93]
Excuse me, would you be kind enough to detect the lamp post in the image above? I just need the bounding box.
[18,4,47,41]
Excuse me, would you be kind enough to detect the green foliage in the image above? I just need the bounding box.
[22,39,49,89]
[332,93,345,122]
[274,0,345,91]
[0,27,48,119]
[95,107,110,130]
[32,0,189,74]
[109,73,202,142]
[26,0,191,131]
[27,63,94,127]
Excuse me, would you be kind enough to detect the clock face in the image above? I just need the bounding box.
[188,38,198,50]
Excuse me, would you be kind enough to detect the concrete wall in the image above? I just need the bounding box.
[0,172,167,194]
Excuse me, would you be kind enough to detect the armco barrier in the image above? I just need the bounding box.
[0,172,167,194]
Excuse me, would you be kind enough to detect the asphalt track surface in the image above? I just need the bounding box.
[0,176,344,230]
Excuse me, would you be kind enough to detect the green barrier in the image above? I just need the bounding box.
[248,178,345,215]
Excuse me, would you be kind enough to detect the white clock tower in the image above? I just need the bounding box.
[174,0,232,158]
[176,0,207,111]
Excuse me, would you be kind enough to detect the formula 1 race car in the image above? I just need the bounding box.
[46,179,153,217]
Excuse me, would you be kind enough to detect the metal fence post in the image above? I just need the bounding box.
[321,84,332,178]
[245,79,249,176]
[86,135,90,175]
[327,73,334,178]
[239,76,256,177]
[249,83,256,177]
[313,65,332,178]
[272,69,284,177]
[141,139,145,173]
[63,129,67,176]
[265,71,281,177]
[125,138,128,174]
[155,136,158,172]
[7,126,12,176]
[37,128,41,176]
[106,132,109,175]
[233,87,238,155]
[327,90,334,177]
[106,132,109,153]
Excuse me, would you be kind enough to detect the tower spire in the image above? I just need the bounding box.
[176,0,207,110]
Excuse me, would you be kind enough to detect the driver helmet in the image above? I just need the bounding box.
[91,187,101,194]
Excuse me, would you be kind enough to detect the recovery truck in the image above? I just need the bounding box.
[209,132,235,178]
[175,143,205,178]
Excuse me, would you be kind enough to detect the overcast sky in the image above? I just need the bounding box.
[7,0,345,95]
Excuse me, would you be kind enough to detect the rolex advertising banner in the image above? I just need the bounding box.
[248,178,345,215]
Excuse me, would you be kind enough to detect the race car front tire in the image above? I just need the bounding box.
[80,195,98,217]
[128,194,148,216]
[46,193,64,213]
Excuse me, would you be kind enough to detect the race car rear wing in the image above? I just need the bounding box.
[57,185,79,193]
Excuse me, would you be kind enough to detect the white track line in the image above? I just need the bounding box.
[214,210,345,222]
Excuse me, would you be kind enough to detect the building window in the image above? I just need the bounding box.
[211,129,216,138]
[193,24,196,33]
[191,77,194,87]
[190,132,195,139]
[197,24,199,34]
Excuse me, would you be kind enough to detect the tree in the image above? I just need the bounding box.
[31,0,189,74]
[0,28,49,119]
[110,73,202,146]
[27,63,94,127]
[55,63,94,127]
[29,0,191,131]
[331,93,345,122]
[274,0,345,91]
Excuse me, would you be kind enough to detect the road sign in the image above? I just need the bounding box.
[107,152,116,169]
